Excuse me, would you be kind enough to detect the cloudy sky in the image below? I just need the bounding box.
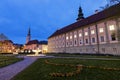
[0,0,107,44]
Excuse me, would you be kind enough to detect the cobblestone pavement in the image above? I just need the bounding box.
[0,56,39,80]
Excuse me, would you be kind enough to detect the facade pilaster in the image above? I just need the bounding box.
[95,24,100,54]
[82,28,85,46]
[115,18,120,42]
[104,22,110,43]
[88,27,91,45]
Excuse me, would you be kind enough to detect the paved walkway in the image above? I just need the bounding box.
[0,56,39,80]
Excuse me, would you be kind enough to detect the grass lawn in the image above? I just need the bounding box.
[0,55,23,68]
[12,58,120,80]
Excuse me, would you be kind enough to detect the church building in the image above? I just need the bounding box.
[24,28,48,53]
[48,3,120,55]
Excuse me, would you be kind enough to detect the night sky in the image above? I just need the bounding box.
[0,0,107,44]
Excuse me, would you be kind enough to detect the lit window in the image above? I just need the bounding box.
[66,37,68,40]
[91,30,95,34]
[70,36,72,39]
[109,25,115,31]
[79,33,82,37]
[85,32,88,36]
[74,35,77,38]
[99,28,104,33]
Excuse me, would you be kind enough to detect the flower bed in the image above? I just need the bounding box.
[85,66,120,71]
[45,60,120,77]
[45,60,83,77]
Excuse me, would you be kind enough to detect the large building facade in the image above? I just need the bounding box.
[48,3,120,55]
[0,33,15,53]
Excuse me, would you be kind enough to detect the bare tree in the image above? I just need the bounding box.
[100,0,120,10]
[110,0,120,3]
[108,0,120,5]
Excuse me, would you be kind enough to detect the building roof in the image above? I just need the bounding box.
[25,40,48,45]
[0,33,9,41]
[14,44,23,46]
[39,41,48,45]
[48,3,120,39]
[0,40,13,43]
[26,40,39,45]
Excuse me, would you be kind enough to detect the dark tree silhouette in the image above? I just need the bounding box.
[100,0,120,10]
[110,0,120,3]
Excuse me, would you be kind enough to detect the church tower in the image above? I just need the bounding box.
[76,6,84,21]
[26,27,31,44]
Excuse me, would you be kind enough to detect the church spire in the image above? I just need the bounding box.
[26,27,31,44]
[76,6,84,21]
[28,27,31,36]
